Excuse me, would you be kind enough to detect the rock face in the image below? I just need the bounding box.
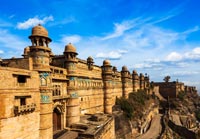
[114,111,133,139]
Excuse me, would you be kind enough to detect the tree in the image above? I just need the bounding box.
[163,76,171,82]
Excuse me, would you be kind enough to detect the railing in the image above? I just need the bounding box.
[14,103,36,116]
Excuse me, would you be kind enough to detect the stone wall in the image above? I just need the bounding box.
[3,58,30,70]
[98,116,115,139]
[0,67,40,139]
[0,112,40,139]
[79,88,104,114]
[154,82,177,98]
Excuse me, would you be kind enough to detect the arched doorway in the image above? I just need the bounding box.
[53,107,62,132]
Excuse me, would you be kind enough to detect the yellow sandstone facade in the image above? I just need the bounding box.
[0,24,151,139]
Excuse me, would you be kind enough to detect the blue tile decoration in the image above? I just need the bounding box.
[41,95,50,103]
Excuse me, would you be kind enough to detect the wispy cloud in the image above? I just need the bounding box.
[101,21,134,40]
[0,28,29,58]
[17,15,54,29]
[164,47,200,62]
[0,19,13,27]
[165,52,183,61]
[134,46,200,74]
[172,71,200,76]
[101,10,181,41]
[48,16,76,26]
[185,47,200,60]
[0,50,4,54]
[8,14,15,19]
[61,35,81,44]
[96,49,128,60]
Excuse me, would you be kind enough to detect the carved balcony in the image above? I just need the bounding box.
[14,103,36,116]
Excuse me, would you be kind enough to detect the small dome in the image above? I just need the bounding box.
[24,46,30,51]
[103,59,111,66]
[122,66,128,71]
[23,46,30,55]
[140,73,144,77]
[87,56,93,62]
[64,43,77,53]
[31,24,48,37]
[113,66,117,72]
[132,70,137,74]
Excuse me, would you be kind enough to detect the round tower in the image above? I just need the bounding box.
[132,70,139,92]
[63,43,80,126]
[22,46,30,58]
[121,66,129,99]
[87,56,94,70]
[29,24,52,71]
[144,73,150,89]
[139,73,145,90]
[64,43,78,75]
[28,24,53,138]
[102,60,113,114]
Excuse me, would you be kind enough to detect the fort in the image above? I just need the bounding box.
[0,24,198,139]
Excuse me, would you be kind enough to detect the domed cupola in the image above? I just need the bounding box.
[64,43,78,62]
[103,59,111,66]
[28,24,52,71]
[87,56,94,70]
[29,24,51,47]
[64,43,77,54]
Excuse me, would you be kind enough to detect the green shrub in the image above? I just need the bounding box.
[116,97,133,119]
[195,110,200,121]
[177,91,186,101]
[116,90,151,119]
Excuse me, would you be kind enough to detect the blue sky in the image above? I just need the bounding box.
[1,0,200,91]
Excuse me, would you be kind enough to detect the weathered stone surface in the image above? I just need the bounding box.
[0,25,155,139]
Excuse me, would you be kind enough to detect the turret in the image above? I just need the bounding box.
[22,46,30,58]
[87,56,94,70]
[139,73,145,90]
[121,66,129,99]
[28,24,52,138]
[64,43,78,75]
[144,73,150,89]
[132,70,139,92]
[102,60,113,114]
[63,43,80,126]
[28,24,52,71]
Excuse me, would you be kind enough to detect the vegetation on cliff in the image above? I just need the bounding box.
[116,90,154,120]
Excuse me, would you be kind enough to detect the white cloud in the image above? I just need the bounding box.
[172,71,199,76]
[165,52,183,61]
[101,23,132,40]
[0,50,4,54]
[61,35,81,44]
[134,63,152,69]
[101,18,143,40]
[96,50,128,60]
[17,15,54,29]
[48,16,76,26]
[117,49,128,54]
[182,81,200,86]
[193,47,200,54]
[9,14,15,19]
[182,26,200,35]
[0,29,29,58]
